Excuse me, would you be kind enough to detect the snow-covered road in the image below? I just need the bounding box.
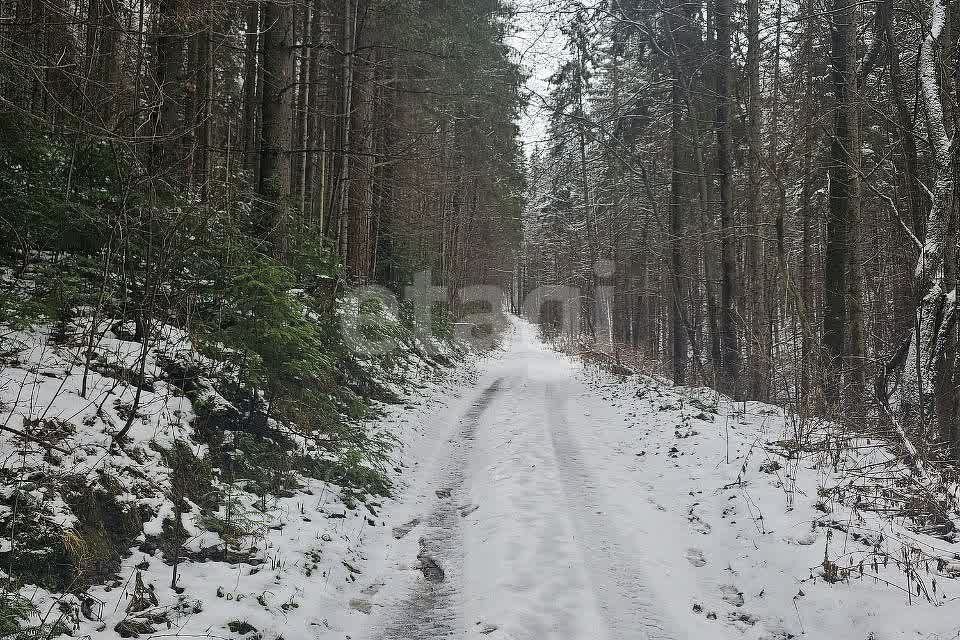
[336,318,960,640]
[347,320,679,640]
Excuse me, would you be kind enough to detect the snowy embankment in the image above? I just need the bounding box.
[551,362,960,639]
[0,307,472,639]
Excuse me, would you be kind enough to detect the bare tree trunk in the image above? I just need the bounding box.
[670,77,687,385]
[189,0,211,199]
[292,3,311,217]
[152,0,183,179]
[766,0,786,404]
[241,1,260,179]
[258,0,294,257]
[333,0,356,262]
[824,0,861,407]
[98,0,122,126]
[746,0,763,398]
[798,0,818,409]
[304,0,326,230]
[883,0,924,340]
[348,21,376,282]
[716,0,740,396]
[83,0,101,116]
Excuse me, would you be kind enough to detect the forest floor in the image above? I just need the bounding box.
[319,318,960,640]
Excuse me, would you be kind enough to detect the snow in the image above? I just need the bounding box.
[3,314,959,639]
[343,318,960,640]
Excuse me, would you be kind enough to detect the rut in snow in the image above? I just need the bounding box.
[545,384,676,640]
[375,378,503,640]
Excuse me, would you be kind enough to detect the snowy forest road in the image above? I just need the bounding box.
[356,320,681,640]
[338,317,958,640]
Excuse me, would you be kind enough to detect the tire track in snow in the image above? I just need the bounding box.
[460,375,612,640]
[374,378,504,640]
[545,384,677,640]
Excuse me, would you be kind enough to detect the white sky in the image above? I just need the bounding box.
[506,0,570,156]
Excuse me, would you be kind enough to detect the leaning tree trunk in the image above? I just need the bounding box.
[882,0,925,342]
[895,0,956,441]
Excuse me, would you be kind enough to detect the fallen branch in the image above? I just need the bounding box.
[0,423,70,454]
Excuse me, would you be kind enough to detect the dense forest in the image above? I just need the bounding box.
[0,0,523,635]
[2,0,960,636]
[0,0,524,442]
[521,0,960,463]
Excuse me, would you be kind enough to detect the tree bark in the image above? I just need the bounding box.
[304,0,326,231]
[824,0,862,406]
[348,16,376,283]
[798,0,818,409]
[331,0,356,260]
[241,1,260,179]
[716,0,740,396]
[151,0,183,180]
[746,0,764,398]
[258,0,295,257]
[670,76,687,385]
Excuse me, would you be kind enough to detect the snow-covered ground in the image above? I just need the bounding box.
[6,316,960,639]
[332,318,960,640]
